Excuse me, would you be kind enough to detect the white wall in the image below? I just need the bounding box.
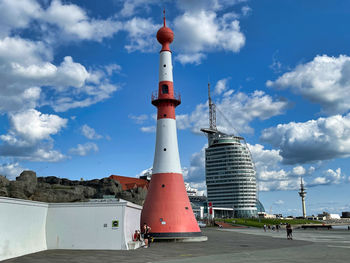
[0,197,48,261]
[124,202,142,248]
[46,202,127,250]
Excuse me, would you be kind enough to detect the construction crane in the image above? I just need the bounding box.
[208,83,217,131]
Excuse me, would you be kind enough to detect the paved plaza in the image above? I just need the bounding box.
[3,227,350,263]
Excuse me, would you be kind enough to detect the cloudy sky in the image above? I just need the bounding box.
[1,0,350,216]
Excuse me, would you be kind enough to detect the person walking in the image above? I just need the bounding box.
[263,224,267,232]
[142,223,152,248]
[286,223,293,240]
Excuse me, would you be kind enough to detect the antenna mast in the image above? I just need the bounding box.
[208,83,217,130]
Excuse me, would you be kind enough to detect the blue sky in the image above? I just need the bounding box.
[1,0,350,216]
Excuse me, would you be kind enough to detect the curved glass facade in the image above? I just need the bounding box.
[205,133,258,218]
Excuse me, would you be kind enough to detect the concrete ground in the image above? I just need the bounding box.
[3,227,350,263]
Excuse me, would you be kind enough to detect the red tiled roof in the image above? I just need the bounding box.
[109,175,149,191]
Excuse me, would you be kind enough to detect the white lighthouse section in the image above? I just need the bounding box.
[159,51,173,82]
[152,118,182,174]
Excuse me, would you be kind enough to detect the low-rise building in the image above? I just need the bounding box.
[0,197,142,261]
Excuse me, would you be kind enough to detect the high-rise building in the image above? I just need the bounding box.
[201,84,258,218]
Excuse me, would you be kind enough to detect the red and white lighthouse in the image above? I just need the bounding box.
[140,13,202,238]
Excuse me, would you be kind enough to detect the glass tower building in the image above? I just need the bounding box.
[203,130,258,218]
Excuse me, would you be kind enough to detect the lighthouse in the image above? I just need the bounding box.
[140,13,202,239]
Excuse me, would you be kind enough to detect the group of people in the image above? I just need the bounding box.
[263,223,293,240]
[133,223,152,248]
[263,224,281,232]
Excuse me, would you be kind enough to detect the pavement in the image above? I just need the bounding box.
[3,227,350,263]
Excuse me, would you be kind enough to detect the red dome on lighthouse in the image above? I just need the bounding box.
[156,11,173,51]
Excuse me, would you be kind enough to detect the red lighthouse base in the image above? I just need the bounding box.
[141,173,202,238]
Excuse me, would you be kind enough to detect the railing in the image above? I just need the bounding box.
[151,90,181,102]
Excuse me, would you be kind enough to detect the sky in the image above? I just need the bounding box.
[0,0,350,217]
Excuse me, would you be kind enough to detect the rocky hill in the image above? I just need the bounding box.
[0,171,147,205]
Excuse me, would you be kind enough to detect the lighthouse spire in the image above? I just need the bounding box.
[163,9,166,27]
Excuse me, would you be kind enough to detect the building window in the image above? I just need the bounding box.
[162,84,169,94]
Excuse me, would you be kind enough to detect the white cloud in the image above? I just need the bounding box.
[261,113,350,164]
[0,35,119,114]
[248,144,294,189]
[176,0,248,13]
[0,0,120,42]
[248,144,347,191]
[69,142,98,156]
[214,78,229,95]
[174,10,245,64]
[0,109,67,162]
[176,53,206,65]
[248,143,282,169]
[310,168,343,186]
[129,114,148,124]
[123,17,160,52]
[177,89,288,134]
[267,55,350,115]
[105,64,122,76]
[136,167,152,178]
[118,0,160,17]
[185,146,206,183]
[292,166,306,176]
[0,162,25,180]
[81,125,102,140]
[51,82,119,112]
[241,6,252,16]
[274,200,284,205]
[0,37,51,114]
[0,0,41,37]
[176,0,222,12]
[41,0,121,42]
[8,109,67,142]
[140,126,156,133]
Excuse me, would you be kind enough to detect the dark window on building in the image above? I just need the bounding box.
[162,84,169,94]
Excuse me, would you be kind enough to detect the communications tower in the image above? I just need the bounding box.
[298,177,307,218]
[140,12,202,239]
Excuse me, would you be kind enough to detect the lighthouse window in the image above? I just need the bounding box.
[163,148,167,151]
[163,64,166,67]
[162,184,165,188]
[162,84,169,94]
